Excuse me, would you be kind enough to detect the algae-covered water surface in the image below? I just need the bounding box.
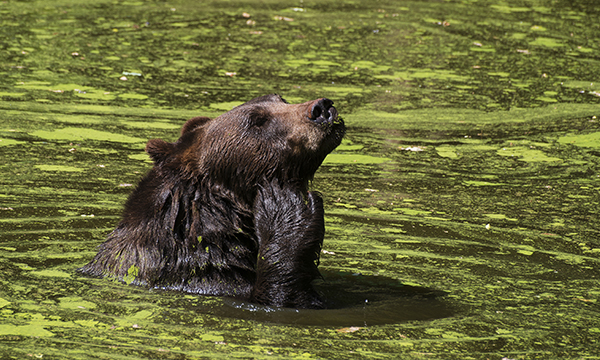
[1,0,599,358]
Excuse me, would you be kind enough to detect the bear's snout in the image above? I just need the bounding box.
[309,98,339,129]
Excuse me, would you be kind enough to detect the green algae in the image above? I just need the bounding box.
[335,141,364,151]
[529,37,565,48]
[128,153,152,162]
[0,298,10,308]
[123,265,140,285]
[464,180,505,187]
[57,297,97,311]
[0,324,55,338]
[30,269,73,278]
[122,120,180,130]
[34,164,84,172]
[0,92,26,98]
[436,146,459,159]
[558,131,600,149]
[0,138,25,146]
[496,147,563,162]
[31,127,146,144]
[322,153,392,165]
[210,101,245,111]
[119,93,149,100]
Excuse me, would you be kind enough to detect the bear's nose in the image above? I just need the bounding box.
[310,98,336,124]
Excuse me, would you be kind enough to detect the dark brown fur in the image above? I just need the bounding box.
[79,94,345,308]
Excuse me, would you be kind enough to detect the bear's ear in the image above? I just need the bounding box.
[247,107,271,127]
[145,139,174,163]
[181,116,211,136]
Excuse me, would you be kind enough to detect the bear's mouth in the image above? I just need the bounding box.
[309,98,344,132]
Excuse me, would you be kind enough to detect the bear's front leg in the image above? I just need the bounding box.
[250,181,325,309]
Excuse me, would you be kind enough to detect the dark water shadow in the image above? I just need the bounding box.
[208,271,454,327]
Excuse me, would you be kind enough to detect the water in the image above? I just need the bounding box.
[1,0,599,358]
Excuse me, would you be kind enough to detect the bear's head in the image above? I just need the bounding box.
[145,94,345,203]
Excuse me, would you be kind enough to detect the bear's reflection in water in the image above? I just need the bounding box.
[207,271,454,326]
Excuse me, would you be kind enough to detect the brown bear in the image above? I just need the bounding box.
[79,94,345,309]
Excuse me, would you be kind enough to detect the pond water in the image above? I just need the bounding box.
[1,0,599,358]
